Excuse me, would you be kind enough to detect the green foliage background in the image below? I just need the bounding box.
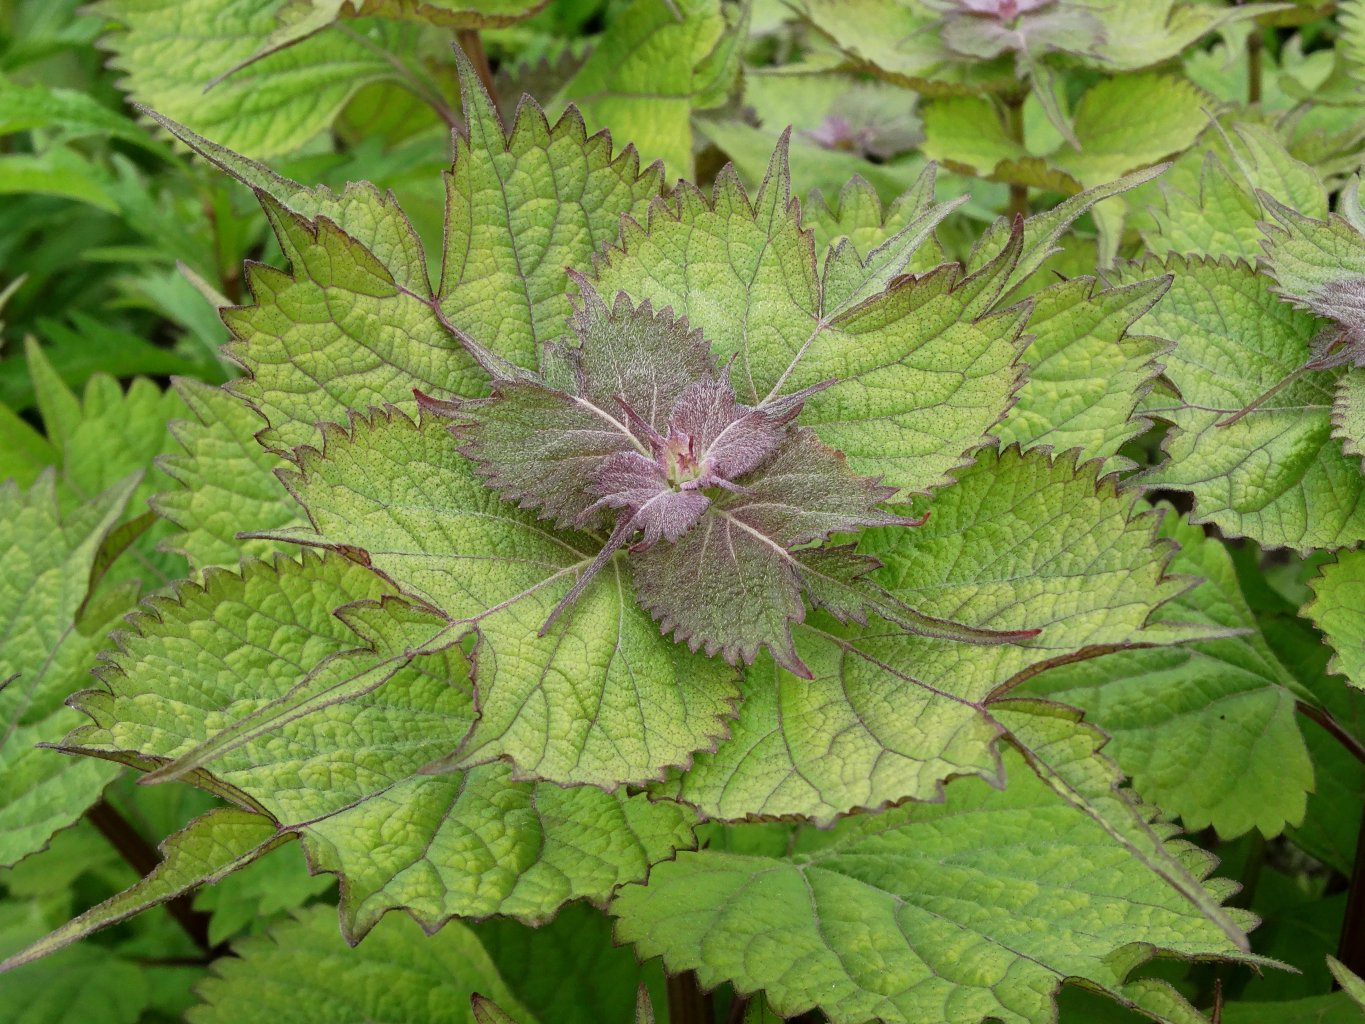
[2,1,1365,1023]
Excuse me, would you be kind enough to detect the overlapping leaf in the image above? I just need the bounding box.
[660,446,1217,825]
[164,54,661,450]
[93,0,402,158]
[267,409,741,788]
[0,808,284,972]
[1304,549,1365,691]
[593,138,1028,495]
[552,0,740,178]
[188,905,533,1024]
[616,706,1259,1024]
[993,274,1171,470]
[1123,256,1365,550]
[0,474,139,868]
[151,378,301,571]
[1027,509,1314,838]
[1139,123,1327,261]
[59,552,694,936]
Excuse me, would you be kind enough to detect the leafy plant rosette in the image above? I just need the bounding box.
[1,52,1281,1024]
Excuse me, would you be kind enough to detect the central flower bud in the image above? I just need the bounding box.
[663,434,704,489]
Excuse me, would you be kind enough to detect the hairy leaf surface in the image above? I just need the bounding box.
[1122,256,1365,549]
[0,809,283,972]
[617,709,1257,1024]
[151,378,300,571]
[1028,509,1314,838]
[993,275,1170,470]
[188,905,533,1024]
[1305,549,1365,691]
[269,411,741,788]
[93,0,400,157]
[594,139,1027,495]
[661,447,1216,825]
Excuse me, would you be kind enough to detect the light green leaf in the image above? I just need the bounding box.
[23,341,190,584]
[93,0,400,158]
[0,76,156,147]
[1334,368,1365,467]
[0,148,116,212]
[65,552,472,818]
[804,169,942,266]
[791,0,1007,93]
[441,52,663,371]
[1074,0,1285,72]
[966,165,1170,298]
[0,808,284,973]
[616,712,1257,1024]
[921,94,1028,179]
[595,139,1023,495]
[1123,256,1365,550]
[1027,508,1313,838]
[1304,549,1365,691]
[146,109,432,295]
[271,409,741,788]
[0,474,139,868]
[1051,74,1208,188]
[301,763,696,938]
[697,119,927,209]
[187,905,534,1024]
[554,0,731,178]
[1258,191,1365,318]
[151,378,301,571]
[225,194,475,452]
[994,274,1171,470]
[661,446,1209,825]
[1328,955,1365,1009]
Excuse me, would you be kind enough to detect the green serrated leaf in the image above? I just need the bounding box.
[1051,74,1208,187]
[994,274,1171,470]
[1304,549,1365,691]
[187,905,534,1024]
[64,552,473,818]
[1123,256,1365,550]
[553,0,731,178]
[147,109,432,296]
[1334,368,1365,467]
[616,711,1257,1024]
[151,378,302,571]
[804,169,942,265]
[1028,508,1313,838]
[300,763,696,938]
[270,409,741,788]
[0,808,284,972]
[94,0,400,158]
[595,139,1022,495]
[660,446,1208,825]
[0,474,140,869]
[442,52,664,371]
[225,193,474,452]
